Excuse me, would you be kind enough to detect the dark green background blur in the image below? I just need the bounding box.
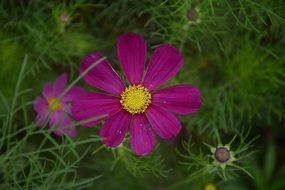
[0,0,284,189]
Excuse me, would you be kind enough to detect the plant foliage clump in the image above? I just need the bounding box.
[0,0,285,189]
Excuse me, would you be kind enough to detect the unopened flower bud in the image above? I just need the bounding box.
[214,147,230,163]
[187,7,200,23]
[60,12,71,24]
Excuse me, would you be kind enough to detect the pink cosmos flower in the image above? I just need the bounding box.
[33,73,82,137]
[72,32,202,155]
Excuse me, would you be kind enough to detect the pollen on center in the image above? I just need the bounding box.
[48,97,62,112]
[120,85,151,114]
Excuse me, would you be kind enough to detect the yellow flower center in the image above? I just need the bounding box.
[120,85,151,114]
[48,97,62,112]
[205,184,216,190]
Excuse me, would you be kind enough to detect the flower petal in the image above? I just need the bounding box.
[99,110,131,148]
[80,52,125,94]
[130,114,155,156]
[53,116,77,138]
[152,84,202,115]
[49,111,64,128]
[33,96,47,113]
[146,105,182,139]
[42,82,54,99]
[117,32,147,84]
[54,73,67,96]
[62,86,85,103]
[143,44,183,90]
[35,111,49,128]
[72,92,121,126]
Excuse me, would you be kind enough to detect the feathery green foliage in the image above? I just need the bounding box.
[1,0,285,189]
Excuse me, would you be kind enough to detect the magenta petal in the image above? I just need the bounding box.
[146,105,182,139]
[53,116,77,138]
[54,73,67,96]
[49,111,64,128]
[42,83,54,99]
[33,97,47,113]
[117,32,147,84]
[130,114,155,156]
[100,110,131,148]
[53,129,63,137]
[152,84,202,115]
[80,52,125,94]
[143,44,183,90]
[62,86,85,103]
[36,111,49,128]
[72,92,121,126]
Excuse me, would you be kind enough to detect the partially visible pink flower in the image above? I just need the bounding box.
[72,32,202,155]
[33,73,83,138]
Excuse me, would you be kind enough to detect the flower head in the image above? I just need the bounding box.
[33,73,83,137]
[72,32,202,155]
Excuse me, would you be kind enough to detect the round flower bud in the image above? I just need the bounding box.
[214,147,230,163]
[60,12,71,24]
[186,7,200,23]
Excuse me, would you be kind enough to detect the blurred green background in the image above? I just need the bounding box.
[0,0,285,189]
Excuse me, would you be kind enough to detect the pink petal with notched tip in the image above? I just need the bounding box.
[146,105,182,139]
[99,110,131,148]
[117,32,147,85]
[130,114,155,156]
[80,52,125,95]
[152,84,202,115]
[71,92,121,126]
[143,44,183,90]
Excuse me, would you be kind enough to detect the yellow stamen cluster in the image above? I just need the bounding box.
[120,85,151,114]
[48,97,62,112]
